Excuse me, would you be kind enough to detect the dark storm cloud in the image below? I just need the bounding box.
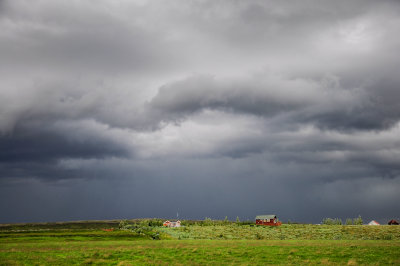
[1,0,400,223]
[0,122,128,163]
[0,118,131,180]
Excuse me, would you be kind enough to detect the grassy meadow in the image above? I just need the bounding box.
[1,220,400,265]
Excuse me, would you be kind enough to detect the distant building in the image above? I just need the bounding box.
[388,219,399,225]
[163,220,181,227]
[255,215,282,226]
[368,220,380,225]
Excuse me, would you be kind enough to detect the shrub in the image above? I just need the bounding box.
[255,232,263,240]
[322,218,342,225]
[203,217,213,226]
[119,219,163,239]
[237,220,254,226]
[322,218,334,225]
[141,219,163,227]
[150,232,161,240]
[383,234,393,240]
[346,218,353,225]
[119,220,129,229]
[334,218,342,225]
[353,215,363,225]
[224,216,229,224]
[333,234,342,240]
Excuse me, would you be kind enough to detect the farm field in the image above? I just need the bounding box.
[1,221,400,265]
[157,224,400,240]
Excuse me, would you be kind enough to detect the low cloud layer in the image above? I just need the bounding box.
[1,0,400,223]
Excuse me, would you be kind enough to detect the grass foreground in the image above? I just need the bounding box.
[1,221,400,265]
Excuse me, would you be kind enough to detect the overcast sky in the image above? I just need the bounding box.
[1,0,400,224]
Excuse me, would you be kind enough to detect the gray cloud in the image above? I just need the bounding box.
[1,0,400,223]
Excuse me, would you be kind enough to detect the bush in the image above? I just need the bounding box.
[180,220,196,226]
[383,234,393,240]
[139,219,163,227]
[322,218,334,225]
[118,219,163,239]
[224,216,229,224]
[150,232,161,240]
[346,218,353,225]
[322,218,342,225]
[353,215,363,225]
[119,220,129,229]
[255,232,263,240]
[203,217,213,226]
[237,220,254,226]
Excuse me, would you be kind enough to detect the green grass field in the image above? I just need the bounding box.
[1,221,399,265]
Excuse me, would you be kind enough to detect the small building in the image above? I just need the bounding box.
[163,220,181,227]
[368,220,380,225]
[388,219,399,225]
[255,215,282,226]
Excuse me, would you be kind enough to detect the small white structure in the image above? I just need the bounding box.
[368,220,380,225]
[163,220,181,227]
